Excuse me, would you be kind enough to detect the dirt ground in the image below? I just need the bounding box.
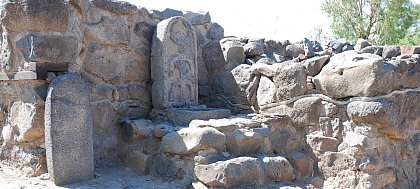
[0,164,185,189]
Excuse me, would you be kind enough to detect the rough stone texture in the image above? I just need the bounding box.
[194,157,263,187]
[285,44,305,59]
[91,0,139,15]
[7,101,44,143]
[244,42,264,57]
[287,152,313,178]
[45,74,94,185]
[314,51,399,98]
[262,156,295,182]
[84,46,150,84]
[354,38,371,51]
[165,108,231,126]
[207,23,224,41]
[203,41,225,72]
[160,127,226,155]
[359,45,383,56]
[17,35,78,64]
[264,39,286,63]
[85,16,130,46]
[1,0,69,33]
[221,40,246,70]
[347,90,420,140]
[382,46,401,59]
[226,129,263,156]
[183,11,211,25]
[303,55,330,76]
[151,16,198,109]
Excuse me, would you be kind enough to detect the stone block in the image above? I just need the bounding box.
[166,108,231,126]
[45,74,94,185]
[262,156,295,182]
[85,16,130,46]
[91,0,139,15]
[194,157,263,187]
[83,46,150,83]
[151,17,198,109]
[161,127,226,155]
[226,129,263,156]
[1,0,69,32]
[18,35,78,63]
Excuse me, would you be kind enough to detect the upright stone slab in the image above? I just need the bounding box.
[151,16,198,109]
[45,73,94,185]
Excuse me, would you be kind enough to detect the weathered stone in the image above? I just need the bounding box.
[160,127,225,155]
[222,41,246,70]
[303,55,330,76]
[264,39,286,63]
[318,117,342,138]
[230,117,261,128]
[313,51,399,98]
[189,119,239,136]
[304,38,323,58]
[307,134,340,152]
[183,11,211,25]
[151,17,198,109]
[8,101,44,143]
[257,75,277,106]
[285,44,304,59]
[262,156,295,182]
[289,97,322,127]
[211,71,241,95]
[382,46,401,59]
[354,38,371,51]
[244,42,264,57]
[359,45,383,55]
[272,63,307,101]
[202,41,225,72]
[18,35,78,63]
[1,0,69,32]
[319,152,357,178]
[84,46,150,84]
[45,74,94,185]
[91,0,139,15]
[287,152,313,178]
[122,119,154,142]
[400,46,420,55]
[166,108,231,126]
[226,129,263,156]
[151,8,183,20]
[347,91,420,139]
[389,57,420,88]
[85,17,130,46]
[194,157,263,187]
[0,32,12,73]
[123,149,150,174]
[207,23,224,41]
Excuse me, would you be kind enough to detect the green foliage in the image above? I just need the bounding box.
[321,0,420,45]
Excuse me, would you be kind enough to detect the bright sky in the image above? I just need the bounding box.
[127,0,420,42]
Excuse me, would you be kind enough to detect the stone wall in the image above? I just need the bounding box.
[0,0,419,188]
[0,0,222,173]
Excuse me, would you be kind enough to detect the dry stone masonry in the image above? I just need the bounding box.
[0,0,419,188]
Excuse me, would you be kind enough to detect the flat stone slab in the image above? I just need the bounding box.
[167,108,231,125]
[45,73,94,185]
